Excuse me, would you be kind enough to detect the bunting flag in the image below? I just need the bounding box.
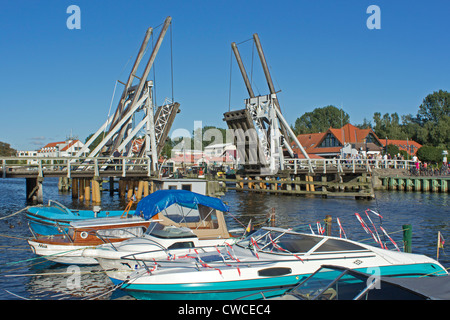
[337,218,347,239]
[365,211,382,247]
[355,213,370,234]
[380,226,400,252]
[367,209,383,219]
[250,237,260,259]
[316,221,325,235]
[355,212,379,244]
[309,224,315,235]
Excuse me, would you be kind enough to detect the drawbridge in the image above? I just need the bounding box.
[223,34,308,174]
[75,16,179,173]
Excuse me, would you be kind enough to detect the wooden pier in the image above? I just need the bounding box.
[221,172,374,199]
[379,176,449,193]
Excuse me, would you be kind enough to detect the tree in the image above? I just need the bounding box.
[85,133,106,152]
[417,145,446,164]
[417,90,450,125]
[411,90,450,148]
[0,141,16,156]
[372,112,408,140]
[293,105,349,135]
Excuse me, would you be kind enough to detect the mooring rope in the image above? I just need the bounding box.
[0,206,30,221]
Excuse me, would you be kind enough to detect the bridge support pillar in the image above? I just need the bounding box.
[26,177,43,204]
[92,177,101,204]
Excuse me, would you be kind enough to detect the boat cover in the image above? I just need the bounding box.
[134,190,229,220]
[382,275,450,300]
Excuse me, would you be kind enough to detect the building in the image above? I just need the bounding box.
[292,123,421,159]
[38,139,89,157]
[382,139,422,158]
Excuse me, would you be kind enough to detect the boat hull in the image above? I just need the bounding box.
[26,208,131,236]
[28,240,98,265]
[115,262,447,300]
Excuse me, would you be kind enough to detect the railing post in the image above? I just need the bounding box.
[38,159,43,177]
[2,159,5,178]
[122,158,126,177]
[94,158,99,177]
[67,158,71,178]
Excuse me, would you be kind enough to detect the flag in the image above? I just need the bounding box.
[437,231,445,260]
[439,232,445,249]
[245,219,253,234]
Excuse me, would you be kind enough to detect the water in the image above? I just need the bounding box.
[0,177,448,300]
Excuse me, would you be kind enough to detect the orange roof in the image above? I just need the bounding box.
[60,140,80,151]
[291,123,385,157]
[41,141,65,149]
[382,139,422,156]
[326,124,379,145]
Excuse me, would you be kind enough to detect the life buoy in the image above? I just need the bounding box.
[80,231,89,239]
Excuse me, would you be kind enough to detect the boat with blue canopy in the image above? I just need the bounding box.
[82,189,233,270]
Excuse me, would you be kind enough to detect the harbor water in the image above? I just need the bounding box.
[0,177,448,300]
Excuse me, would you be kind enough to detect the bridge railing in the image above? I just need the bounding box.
[1,156,153,178]
[283,158,415,174]
[2,156,417,178]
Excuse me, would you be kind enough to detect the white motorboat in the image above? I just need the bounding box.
[109,227,447,300]
[27,216,150,265]
[82,189,235,269]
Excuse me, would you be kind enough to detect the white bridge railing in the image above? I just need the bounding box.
[2,156,415,178]
[283,158,415,174]
[1,156,153,178]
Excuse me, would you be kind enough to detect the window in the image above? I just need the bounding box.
[314,238,366,252]
[365,133,382,147]
[181,184,192,191]
[237,229,322,254]
[319,133,342,148]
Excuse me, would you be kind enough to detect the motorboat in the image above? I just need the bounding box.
[82,189,234,272]
[28,190,233,265]
[111,227,447,300]
[268,265,450,300]
[27,215,150,265]
[26,200,129,236]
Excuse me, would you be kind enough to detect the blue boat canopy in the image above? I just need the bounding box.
[134,190,229,220]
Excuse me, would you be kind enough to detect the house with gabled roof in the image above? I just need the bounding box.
[290,123,421,159]
[38,139,89,157]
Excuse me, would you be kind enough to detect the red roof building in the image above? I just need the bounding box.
[291,123,421,158]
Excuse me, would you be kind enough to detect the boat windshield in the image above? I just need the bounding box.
[289,267,370,300]
[145,222,196,239]
[236,228,323,254]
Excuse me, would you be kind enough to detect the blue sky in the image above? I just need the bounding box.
[1,0,449,150]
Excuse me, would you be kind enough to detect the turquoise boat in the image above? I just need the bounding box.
[26,200,129,236]
[108,227,448,300]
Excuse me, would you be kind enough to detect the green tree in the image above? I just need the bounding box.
[0,141,16,156]
[416,145,446,164]
[417,90,450,125]
[293,105,349,135]
[85,133,106,152]
[372,112,407,140]
[412,90,450,148]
